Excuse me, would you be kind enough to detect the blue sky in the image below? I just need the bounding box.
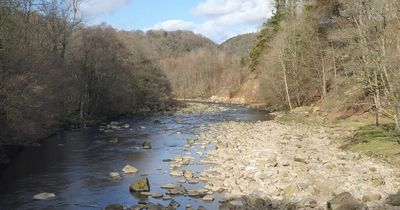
[80,0,274,43]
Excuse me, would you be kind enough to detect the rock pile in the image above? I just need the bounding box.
[198,121,400,209]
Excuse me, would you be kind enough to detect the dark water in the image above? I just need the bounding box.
[0,103,269,210]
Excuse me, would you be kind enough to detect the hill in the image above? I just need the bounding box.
[131,30,217,59]
[220,33,258,58]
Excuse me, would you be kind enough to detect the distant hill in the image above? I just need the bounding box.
[220,33,258,58]
[130,30,217,59]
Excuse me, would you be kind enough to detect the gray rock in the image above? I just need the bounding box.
[147,203,165,210]
[362,193,381,202]
[170,170,183,177]
[122,165,138,174]
[104,204,124,210]
[161,183,179,189]
[202,195,215,202]
[327,192,365,210]
[151,192,163,199]
[229,200,243,207]
[143,141,152,149]
[167,199,180,210]
[166,185,186,195]
[109,172,121,179]
[129,177,150,192]
[163,195,172,200]
[294,156,309,164]
[131,204,146,210]
[140,192,153,196]
[187,189,208,198]
[153,119,162,124]
[33,192,55,200]
[110,138,119,144]
[388,192,400,206]
[183,170,193,179]
[197,206,207,210]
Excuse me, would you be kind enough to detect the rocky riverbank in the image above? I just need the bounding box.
[197,120,400,209]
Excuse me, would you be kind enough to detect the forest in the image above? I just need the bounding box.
[0,0,173,145]
[3,0,400,144]
[0,0,254,146]
[2,0,400,209]
[249,0,400,130]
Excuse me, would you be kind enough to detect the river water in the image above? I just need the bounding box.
[0,103,269,210]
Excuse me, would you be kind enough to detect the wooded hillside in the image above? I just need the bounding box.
[0,0,171,144]
[250,0,400,129]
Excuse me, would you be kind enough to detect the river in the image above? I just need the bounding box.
[0,103,269,210]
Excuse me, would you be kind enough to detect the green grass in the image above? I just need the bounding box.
[277,108,400,165]
[342,124,400,165]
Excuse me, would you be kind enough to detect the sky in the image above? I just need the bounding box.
[80,0,275,43]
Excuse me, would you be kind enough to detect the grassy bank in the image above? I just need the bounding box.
[274,107,400,166]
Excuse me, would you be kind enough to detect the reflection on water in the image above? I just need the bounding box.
[0,103,270,210]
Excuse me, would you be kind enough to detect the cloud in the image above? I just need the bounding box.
[147,0,274,43]
[80,0,132,18]
[152,20,196,31]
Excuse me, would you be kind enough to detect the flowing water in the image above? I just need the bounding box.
[0,103,270,210]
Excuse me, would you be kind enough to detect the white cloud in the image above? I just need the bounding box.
[80,0,132,18]
[147,0,274,43]
[152,20,196,31]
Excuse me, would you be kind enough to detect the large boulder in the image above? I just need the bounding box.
[388,192,400,206]
[327,192,365,210]
[130,177,150,192]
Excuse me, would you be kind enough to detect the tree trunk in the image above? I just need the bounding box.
[279,50,292,110]
[373,70,381,126]
[332,47,338,92]
[320,50,327,99]
[395,106,400,130]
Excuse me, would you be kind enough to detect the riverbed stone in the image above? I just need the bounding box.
[167,188,186,195]
[161,183,179,189]
[202,195,215,202]
[109,172,121,179]
[151,192,163,199]
[143,141,152,149]
[187,189,208,198]
[229,199,244,207]
[153,119,162,124]
[283,184,299,200]
[131,204,146,210]
[140,192,153,196]
[163,195,172,200]
[327,192,364,210]
[129,177,150,192]
[147,203,165,210]
[33,192,55,200]
[110,138,119,144]
[183,170,193,179]
[187,179,199,184]
[104,204,124,210]
[167,199,180,209]
[170,170,183,177]
[362,193,381,202]
[388,192,400,206]
[122,165,138,174]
